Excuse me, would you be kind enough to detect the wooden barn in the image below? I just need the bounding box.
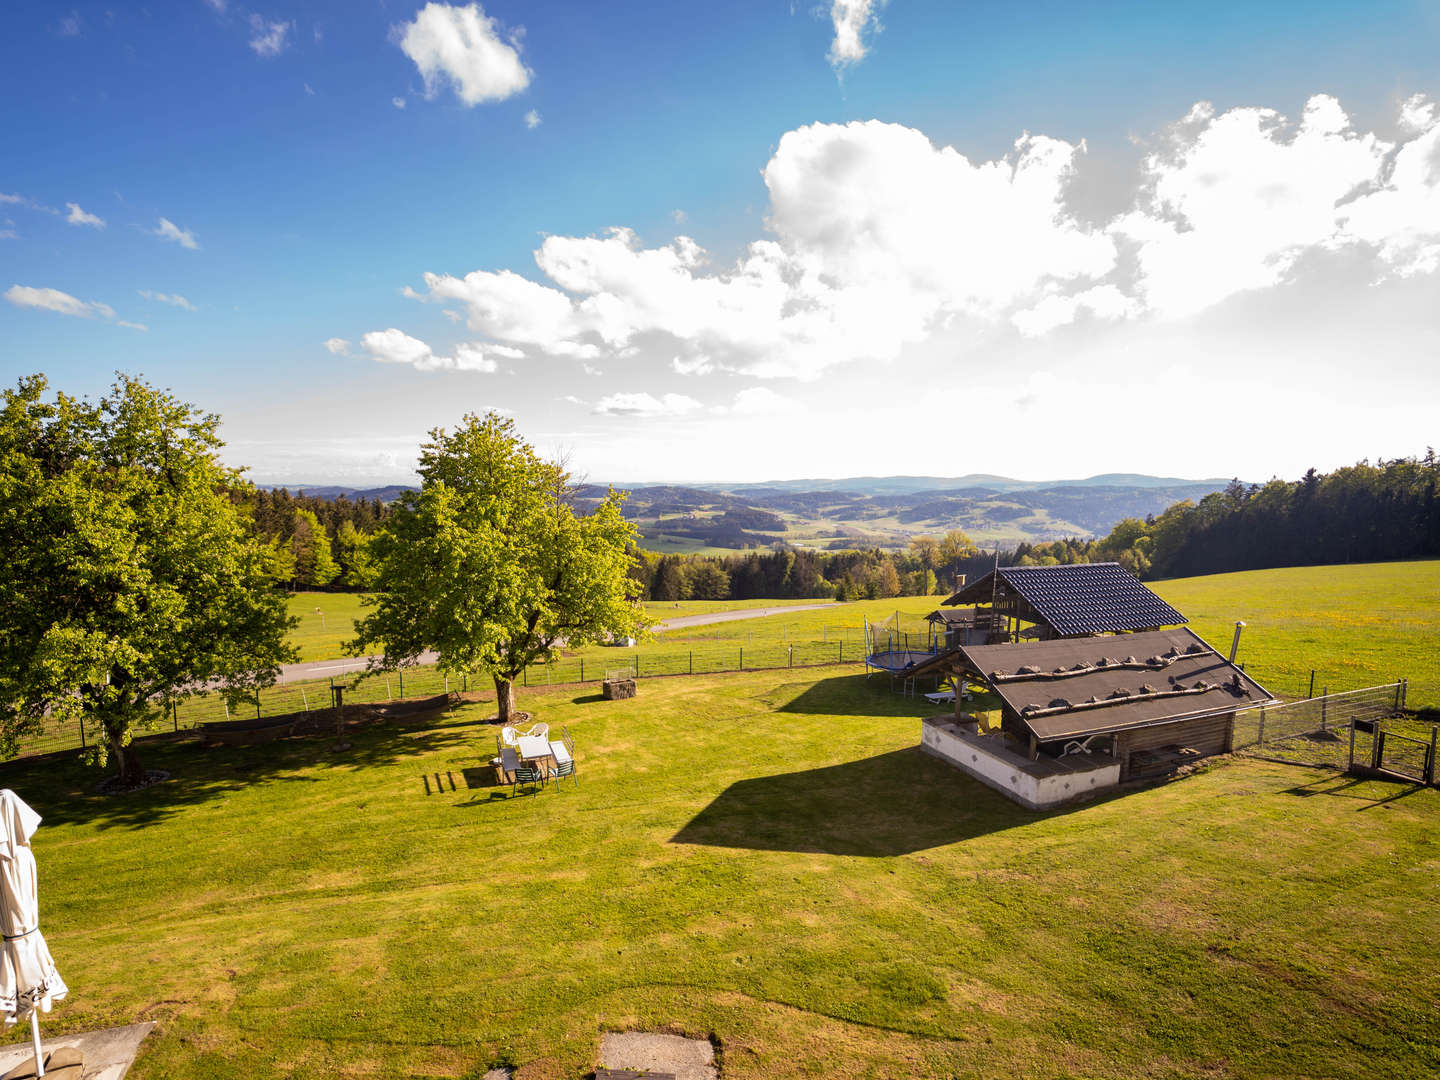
[910,563,1273,808]
[941,562,1188,643]
[920,628,1275,807]
[957,628,1274,777]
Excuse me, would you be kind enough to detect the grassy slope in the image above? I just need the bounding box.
[288,560,1440,708]
[1149,560,1440,706]
[6,670,1437,1079]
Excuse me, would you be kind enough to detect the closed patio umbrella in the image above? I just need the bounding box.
[0,790,71,1079]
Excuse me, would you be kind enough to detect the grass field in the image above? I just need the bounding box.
[285,559,1440,710]
[5,669,1436,1079]
[1149,560,1440,707]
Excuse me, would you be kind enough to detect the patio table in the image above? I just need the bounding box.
[516,734,555,777]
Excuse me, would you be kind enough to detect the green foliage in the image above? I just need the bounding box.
[334,519,376,588]
[290,506,340,587]
[350,412,647,718]
[0,374,296,779]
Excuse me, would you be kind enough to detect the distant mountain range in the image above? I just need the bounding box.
[265,473,1239,551]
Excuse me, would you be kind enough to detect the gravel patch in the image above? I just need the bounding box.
[599,1032,717,1080]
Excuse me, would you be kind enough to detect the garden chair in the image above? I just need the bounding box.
[499,725,519,748]
[526,722,549,739]
[549,759,578,788]
[512,764,544,797]
[499,746,521,782]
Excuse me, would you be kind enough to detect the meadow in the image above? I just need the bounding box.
[288,558,1440,708]
[5,669,1436,1079]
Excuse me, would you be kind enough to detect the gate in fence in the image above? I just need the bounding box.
[1233,680,1437,784]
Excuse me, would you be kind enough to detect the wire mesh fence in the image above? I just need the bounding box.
[1233,682,1408,771]
[11,640,866,761]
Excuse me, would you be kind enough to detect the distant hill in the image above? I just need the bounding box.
[260,484,415,503]
[269,473,1236,551]
[715,473,1235,496]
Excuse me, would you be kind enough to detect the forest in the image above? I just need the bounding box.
[242,454,1439,597]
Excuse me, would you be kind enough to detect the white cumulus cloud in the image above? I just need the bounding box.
[138,289,195,310]
[324,337,352,356]
[397,2,532,107]
[153,217,199,249]
[524,108,541,129]
[249,16,292,57]
[829,0,884,71]
[393,96,407,110]
[592,392,701,417]
[408,120,1115,378]
[360,328,500,372]
[1011,285,1141,337]
[392,94,1440,378]
[4,284,126,324]
[722,387,801,416]
[65,202,105,228]
[1115,93,1440,314]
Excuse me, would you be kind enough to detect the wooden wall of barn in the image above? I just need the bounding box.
[1115,713,1234,779]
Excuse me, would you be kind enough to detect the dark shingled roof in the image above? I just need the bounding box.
[958,628,1275,741]
[943,562,1187,636]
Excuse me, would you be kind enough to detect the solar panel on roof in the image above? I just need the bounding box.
[996,563,1186,636]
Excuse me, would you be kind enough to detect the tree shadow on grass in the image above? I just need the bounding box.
[670,746,1088,856]
[0,707,497,832]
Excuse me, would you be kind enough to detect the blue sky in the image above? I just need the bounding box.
[4,1,1439,485]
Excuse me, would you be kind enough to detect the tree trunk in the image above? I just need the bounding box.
[108,728,145,787]
[494,675,517,725]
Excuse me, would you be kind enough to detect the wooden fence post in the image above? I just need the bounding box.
[1257,706,1266,745]
[1321,689,1328,732]
[739,646,743,671]
[1428,726,1437,786]
[1308,670,1315,698]
[1347,715,1358,772]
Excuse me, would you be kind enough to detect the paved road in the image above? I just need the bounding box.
[276,601,841,684]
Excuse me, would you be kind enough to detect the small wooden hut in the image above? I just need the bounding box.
[956,627,1275,781]
[941,562,1188,643]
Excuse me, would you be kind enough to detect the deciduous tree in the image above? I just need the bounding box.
[0,374,296,785]
[351,413,647,724]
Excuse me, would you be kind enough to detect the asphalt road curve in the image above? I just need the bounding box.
[276,601,841,684]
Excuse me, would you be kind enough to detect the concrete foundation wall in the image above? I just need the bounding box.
[921,718,1120,810]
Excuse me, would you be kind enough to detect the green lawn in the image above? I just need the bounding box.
[286,593,371,662]
[287,559,1440,709]
[6,669,1437,1079]
[1150,560,1440,707]
[286,594,841,664]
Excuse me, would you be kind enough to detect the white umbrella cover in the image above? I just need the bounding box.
[0,790,67,1027]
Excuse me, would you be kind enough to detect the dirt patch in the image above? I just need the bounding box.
[599,1031,718,1080]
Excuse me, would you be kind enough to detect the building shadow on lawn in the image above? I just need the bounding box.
[767,673,935,718]
[1281,772,1428,809]
[671,746,1076,856]
[0,710,488,832]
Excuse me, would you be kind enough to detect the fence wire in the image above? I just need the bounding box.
[12,640,864,760]
[1233,683,1406,770]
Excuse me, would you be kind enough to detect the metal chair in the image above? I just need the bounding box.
[511,764,544,797]
[549,759,578,788]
